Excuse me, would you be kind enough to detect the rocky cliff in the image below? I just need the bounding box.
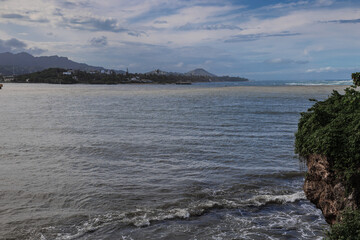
[296,73,360,238]
[303,154,357,224]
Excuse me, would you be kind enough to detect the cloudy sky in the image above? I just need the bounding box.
[0,0,360,80]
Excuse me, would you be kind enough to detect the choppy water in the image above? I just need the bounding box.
[0,83,347,240]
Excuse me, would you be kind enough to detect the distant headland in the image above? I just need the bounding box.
[0,52,248,84]
[4,67,247,85]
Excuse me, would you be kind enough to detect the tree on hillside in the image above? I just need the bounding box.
[352,72,360,87]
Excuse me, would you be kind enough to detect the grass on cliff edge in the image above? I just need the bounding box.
[295,72,360,195]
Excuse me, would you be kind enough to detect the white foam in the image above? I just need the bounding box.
[286,80,352,86]
[167,208,190,219]
[45,192,308,239]
[121,236,134,240]
[133,214,151,227]
[247,192,305,206]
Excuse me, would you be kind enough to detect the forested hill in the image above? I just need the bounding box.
[11,68,248,84]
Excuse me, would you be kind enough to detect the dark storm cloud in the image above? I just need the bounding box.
[3,38,27,49]
[1,13,49,23]
[0,38,25,52]
[1,13,26,19]
[324,18,360,24]
[127,31,147,37]
[0,38,46,55]
[65,17,128,32]
[90,36,108,47]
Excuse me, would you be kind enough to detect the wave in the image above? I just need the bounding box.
[244,191,305,207]
[286,80,352,86]
[38,192,306,239]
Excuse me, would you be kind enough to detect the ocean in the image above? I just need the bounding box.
[0,81,349,239]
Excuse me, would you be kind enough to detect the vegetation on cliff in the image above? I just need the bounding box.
[295,73,360,194]
[295,72,360,238]
[326,209,360,240]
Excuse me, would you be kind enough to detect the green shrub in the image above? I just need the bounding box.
[326,209,360,240]
[296,73,360,239]
[352,72,360,87]
[295,73,360,238]
[295,74,360,194]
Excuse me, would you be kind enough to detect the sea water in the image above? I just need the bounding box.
[0,82,348,239]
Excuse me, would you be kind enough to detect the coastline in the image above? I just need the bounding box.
[0,82,350,93]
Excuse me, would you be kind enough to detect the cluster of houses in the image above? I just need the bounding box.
[62,69,153,83]
[128,76,153,83]
[0,74,14,82]
[62,69,115,75]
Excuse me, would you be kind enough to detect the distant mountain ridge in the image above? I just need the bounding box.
[185,68,217,77]
[145,68,247,82]
[146,68,217,77]
[0,52,120,75]
[0,52,247,82]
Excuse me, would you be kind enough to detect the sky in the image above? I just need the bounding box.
[0,0,360,80]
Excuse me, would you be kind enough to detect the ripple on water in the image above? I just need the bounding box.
[0,83,339,239]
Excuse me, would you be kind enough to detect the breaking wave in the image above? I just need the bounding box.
[244,191,305,206]
[286,80,352,86]
[35,192,306,240]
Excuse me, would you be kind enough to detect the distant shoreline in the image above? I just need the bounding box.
[1,82,350,91]
[4,68,248,85]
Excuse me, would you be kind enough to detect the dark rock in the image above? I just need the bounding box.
[304,154,357,224]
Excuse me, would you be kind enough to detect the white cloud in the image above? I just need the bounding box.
[266,1,309,9]
[306,66,336,73]
[303,45,324,56]
[0,0,359,79]
[150,5,235,28]
[265,58,309,64]
[306,66,360,73]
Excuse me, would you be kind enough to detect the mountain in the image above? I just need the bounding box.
[185,68,217,77]
[146,68,217,77]
[0,52,124,75]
